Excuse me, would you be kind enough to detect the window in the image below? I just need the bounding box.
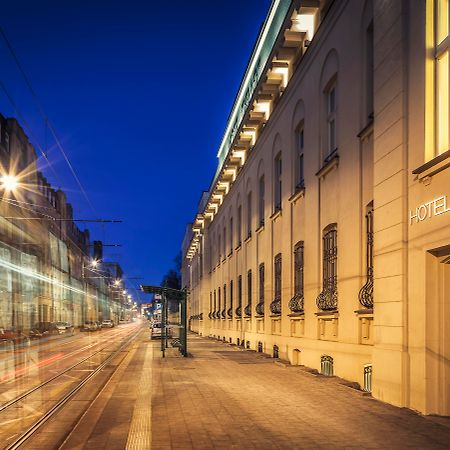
[218,234,221,262]
[247,192,252,238]
[289,242,304,313]
[237,205,242,246]
[435,0,449,155]
[209,291,212,319]
[270,254,282,315]
[245,270,252,316]
[236,275,242,317]
[258,176,265,226]
[223,226,226,258]
[295,123,305,190]
[326,84,337,157]
[228,280,233,318]
[359,203,374,308]
[256,263,265,316]
[316,224,338,311]
[218,287,221,319]
[229,217,233,254]
[274,153,282,211]
[366,21,374,120]
[213,290,217,318]
[223,284,226,318]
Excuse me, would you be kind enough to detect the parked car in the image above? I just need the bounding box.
[0,327,30,344]
[29,322,57,339]
[119,319,128,324]
[81,320,98,331]
[54,321,75,335]
[150,322,162,339]
[101,319,114,328]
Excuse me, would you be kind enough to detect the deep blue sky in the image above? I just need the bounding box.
[0,0,271,296]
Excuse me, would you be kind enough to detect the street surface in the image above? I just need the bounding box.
[17,332,450,450]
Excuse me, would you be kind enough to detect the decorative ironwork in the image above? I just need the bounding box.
[321,355,334,376]
[289,242,304,313]
[316,225,338,311]
[288,294,304,313]
[236,275,242,317]
[256,302,264,316]
[359,207,374,308]
[221,284,227,318]
[208,312,212,319]
[227,280,233,318]
[270,254,282,315]
[227,307,233,318]
[364,364,372,392]
[273,345,279,358]
[256,263,265,316]
[245,270,252,316]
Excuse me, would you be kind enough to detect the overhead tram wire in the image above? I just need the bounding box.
[0,27,97,217]
[0,80,62,187]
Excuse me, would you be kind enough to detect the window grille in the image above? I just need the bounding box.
[359,204,374,308]
[246,340,250,349]
[235,275,242,317]
[327,84,337,156]
[222,284,227,318]
[270,254,282,315]
[364,364,372,393]
[295,123,305,190]
[321,355,334,376]
[217,287,221,319]
[237,205,242,246]
[256,263,265,316]
[213,290,217,318]
[209,291,212,319]
[316,224,338,311]
[257,341,263,353]
[227,280,233,318]
[229,217,234,253]
[289,242,304,313]
[244,270,252,316]
[223,226,226,258]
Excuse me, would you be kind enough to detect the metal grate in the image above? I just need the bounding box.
[364,364,372,392]
[289,241,304,313]
[270,254,282,315]
[273,345,279,358]
[321,355,334,376]
[257,341,263,353]
[359,205,374,308]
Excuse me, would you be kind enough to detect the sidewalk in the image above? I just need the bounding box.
[64,333,450,450]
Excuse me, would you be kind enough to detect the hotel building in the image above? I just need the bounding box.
[182,0,450,415]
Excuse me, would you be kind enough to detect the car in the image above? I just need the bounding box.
[54,321,75,335]
[29,322,57,338]
[0,327,30,344]
[101,319,114,328]
[150,322,162,339]
[81,320,98,331]
[119,319,128,324]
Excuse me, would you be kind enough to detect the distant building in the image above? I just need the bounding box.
[0,114,129,328]
[182,0,450,415]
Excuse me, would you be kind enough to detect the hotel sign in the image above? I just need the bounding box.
[409,195,450,225]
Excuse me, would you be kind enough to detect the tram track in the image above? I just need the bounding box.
[0,326,142,450]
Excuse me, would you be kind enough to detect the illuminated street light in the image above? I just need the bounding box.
[0,174,19,192]
[113,279,121,287]
[122,290,127,295]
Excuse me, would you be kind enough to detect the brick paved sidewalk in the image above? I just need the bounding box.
[62,333,450,450]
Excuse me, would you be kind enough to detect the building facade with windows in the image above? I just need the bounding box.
[0,114,130,331]
[182,0,450,415]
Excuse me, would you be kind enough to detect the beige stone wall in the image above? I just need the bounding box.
[185,0,450,415]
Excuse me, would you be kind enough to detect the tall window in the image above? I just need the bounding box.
[316,224,338,311]
[213,290,217,318]
[256,263,265,316]
[209,291,212,319]
[359,203,374,309]
[223,226,226,258]
[218,287,221,319]
[223,284,227,318]
[274,153,282,211]
[245,270,252,316]
[218,234,221,262]
[366,21,374,120]
[229,217,233,253]
[295,123,305,190]
[289,242,304,313]
[270,254,282,315]
[236,275,242,317]
[258,175,265,226]
[326,84,337,157]
[247,192,252,238]
[436,0,449,155]
[228,280,233,318]
[237,205,242,246]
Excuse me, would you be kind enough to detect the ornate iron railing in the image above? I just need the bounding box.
[208,312,212,319]
[359,207,373,308]
[244,304,252,317]
[269,299,281,315]
[227,307,233,318]
[235,305,242,318]
[316,288,337,311]
[288,294,304,313]
[255,302,264,316]
[221,308,226,319]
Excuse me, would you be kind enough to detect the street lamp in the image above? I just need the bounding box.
[0,174,19,192]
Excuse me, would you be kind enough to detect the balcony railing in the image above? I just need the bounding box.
[316,289,337,311]
[235,305,242,318]
[269,299,281,315]
[221,308,226,319]
[288,294,304,313]
[244,304,252,317]
[227,307,233,318]
[255,302,264,316]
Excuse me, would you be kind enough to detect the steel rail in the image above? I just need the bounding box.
[4,327,142,450]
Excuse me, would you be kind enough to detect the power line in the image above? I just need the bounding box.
[0,27,97,216]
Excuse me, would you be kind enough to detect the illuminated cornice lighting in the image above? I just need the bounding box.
[254,100,271,120]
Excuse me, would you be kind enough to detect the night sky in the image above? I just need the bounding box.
[0,0,272,297]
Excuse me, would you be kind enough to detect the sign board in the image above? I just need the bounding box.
[409,195,450,225]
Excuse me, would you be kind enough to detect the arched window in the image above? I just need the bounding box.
[289,241,304,313]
